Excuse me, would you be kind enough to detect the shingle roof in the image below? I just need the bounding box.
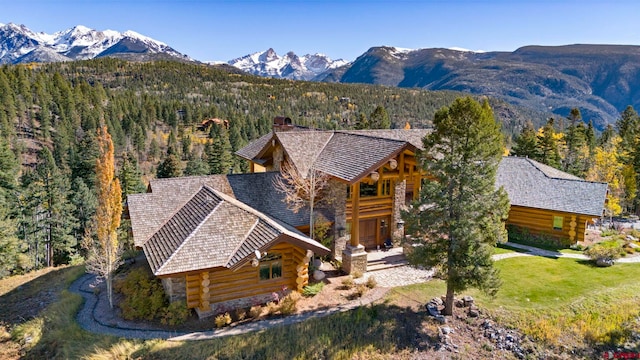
[496,157,608,216]
[338,129,430,150]
[314,132,408,182]
[276,131,333,177]
[237,129,428,183]
[129,175,232,248]
[235,132,274,161]
[227,172,330,228]
[141,185,330,276]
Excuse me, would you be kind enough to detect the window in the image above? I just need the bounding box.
[360,181,378,197]
[380,179,392,196]
[259,253,282,280]
[553,216,563,231]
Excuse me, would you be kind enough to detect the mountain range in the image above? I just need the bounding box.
[3,23,640,128]
[0,23,189,64]
[227,48,347,81]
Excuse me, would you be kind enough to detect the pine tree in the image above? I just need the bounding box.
[510,121,539,159]
[369,105,391,129]
[118,152,145,200]
[33,147,76,266]
[156,153,182,178]
[616,105,639,155]
[562,108,587,176]
[403,97,509,316]
[184,155,210,176]
[206,126,233,174]
[87,126,123,309]
[537,118,561,168]
[354,112,369,130]
[0,138,20,277]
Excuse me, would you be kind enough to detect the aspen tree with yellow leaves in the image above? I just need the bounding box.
[86,126,123,309]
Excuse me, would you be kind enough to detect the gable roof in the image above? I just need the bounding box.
[236,129,431,183]
[141,185,330,276]
[129,172,327,248]
[496,157,608,217]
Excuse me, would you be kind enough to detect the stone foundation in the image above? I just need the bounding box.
[161,276,186,303]
[341,244,367,274]
[195,292,279,319]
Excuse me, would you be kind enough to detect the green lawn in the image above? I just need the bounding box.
[391,256,640,347]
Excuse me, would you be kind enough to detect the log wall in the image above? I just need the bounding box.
[507,205,592,245]
[183,242,309,310]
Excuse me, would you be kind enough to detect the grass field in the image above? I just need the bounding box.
[3,256,639,359]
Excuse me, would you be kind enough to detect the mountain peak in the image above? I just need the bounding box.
[229,49,348,81]
[0,23,189,64]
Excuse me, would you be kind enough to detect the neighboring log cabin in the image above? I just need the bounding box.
[127,120,608,317]
[496,157,608,246]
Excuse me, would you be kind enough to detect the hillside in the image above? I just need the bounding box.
[318,44,640,129]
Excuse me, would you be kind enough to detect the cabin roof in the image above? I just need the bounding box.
[129,172,327,249]
[141,185,330,276]
[496,157,608,217]
[236,129,431,183]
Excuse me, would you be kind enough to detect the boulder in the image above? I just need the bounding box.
[313,270,326,281]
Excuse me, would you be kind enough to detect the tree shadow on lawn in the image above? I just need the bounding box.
[135,302,436,359]
[0,266,81,327]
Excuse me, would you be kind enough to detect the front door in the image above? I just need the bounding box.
[359,216,391,250]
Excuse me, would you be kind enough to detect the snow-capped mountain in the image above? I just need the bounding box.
[0,23,190,64]
[228,48,348,81]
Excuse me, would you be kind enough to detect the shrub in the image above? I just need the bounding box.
[279,292,301,315]
[248,305,262,319]
[302,282,325,297]
[600,228,620,237]
[365,276,377,289]
[341,276,355,290]
[214,312,232,328]
[161,301,190,326]
[265,301,279,316]
[352,270,363,279]
[114,267,167,320]
[354,284,368,298]
[586,242,625,266]
[235,308,247,321]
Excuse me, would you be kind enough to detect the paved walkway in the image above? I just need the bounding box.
[68,242,640,341]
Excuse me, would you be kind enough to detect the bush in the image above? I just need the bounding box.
[235,308,247,321]
[352,270,363,279]
[265,301,279,316]
[214,313,232,328]
[248,305,262,319]
[354,284,368,298]
[279,292,301,315]
[161,301,190,326]
[600,228,620,237]
[114,267,167,320]
[365,276,377,289]
[341,276,355,290]
[586,242,625,266]
[302,282,325,297]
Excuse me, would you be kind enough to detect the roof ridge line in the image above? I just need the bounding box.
[523,157,607,184]
[225,217,261,268]
[335,130,408,143]
[202,184,311,243]
[154,187,223,275]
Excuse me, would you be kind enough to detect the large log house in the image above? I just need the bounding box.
[127,120,607,317]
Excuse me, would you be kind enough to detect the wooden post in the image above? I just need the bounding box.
[351,183,360,247]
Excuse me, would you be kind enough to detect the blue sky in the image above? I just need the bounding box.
[3,0,640,62]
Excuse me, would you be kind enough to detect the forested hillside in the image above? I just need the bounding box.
[0,58,595,277]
